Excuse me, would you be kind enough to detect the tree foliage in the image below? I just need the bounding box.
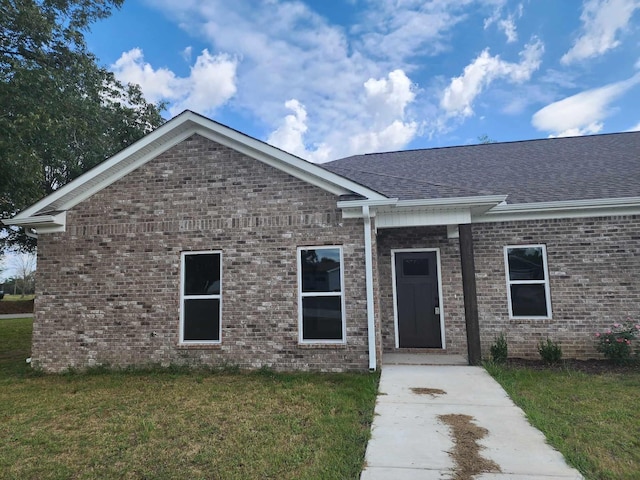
[1,0,165,251]
[477,134,497,144]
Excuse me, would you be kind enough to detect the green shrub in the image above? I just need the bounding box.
[490,333,508,364]
[538,338,562,364]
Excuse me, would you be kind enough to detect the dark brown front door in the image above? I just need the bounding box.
[395,251,442,348]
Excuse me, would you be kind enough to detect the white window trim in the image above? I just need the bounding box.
[504,244,552,320]
[297,246,346,344]
[180,250,222,344]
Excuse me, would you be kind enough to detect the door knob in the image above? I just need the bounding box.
[435,307,440,315]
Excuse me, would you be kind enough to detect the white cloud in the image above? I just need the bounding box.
[440,38,544,118]
[357,1,475,61]
[484,3,523,43]
[128,0,432,159]
[268,70,418,162]
[626,121,640,131]
[112,48,178,104]
[111,48,237,116]
[114,1,554,158]
[532,74,640,136]
[349,70,418,154]
[363,70,416,125]
[267,99,331,162]
[561,0,640,64]
[499,17,518,43]
[181,46,192,62]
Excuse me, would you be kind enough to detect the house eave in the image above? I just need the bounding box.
[338,195,507,227]
[2,211,67,234]
[476,197,640,222]
[338,195,640,227]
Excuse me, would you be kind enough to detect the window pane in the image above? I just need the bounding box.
[302,296,343,340]
[510,284,548,317]
[184,299,220,341]
[185,254,220,295]
[403,258,429,276]
[301,249,341,292]
[508,247,544,280]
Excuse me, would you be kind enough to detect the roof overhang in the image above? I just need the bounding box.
[4,111,387,234]
[476,197,640,222]
[338,195,508,227]
[337,195,640,228]
[2,211,67,234]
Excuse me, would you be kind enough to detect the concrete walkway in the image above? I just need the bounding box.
[361,358,583,479]
[0,313,34,319]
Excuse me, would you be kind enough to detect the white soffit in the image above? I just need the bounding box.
[339,195,640,225]
[339,195,507,228]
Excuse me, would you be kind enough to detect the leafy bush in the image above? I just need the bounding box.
[595,321,640,364]
[490,333,508,364]
[538,338,562,364]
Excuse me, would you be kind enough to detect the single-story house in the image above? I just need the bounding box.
[5,111,640,372]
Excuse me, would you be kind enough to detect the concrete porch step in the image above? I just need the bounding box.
[382,353,468,366]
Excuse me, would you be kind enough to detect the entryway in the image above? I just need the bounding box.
[393,250,444,349]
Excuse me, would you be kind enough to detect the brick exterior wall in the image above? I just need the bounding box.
[33,134,370,372]
[473,216,640,359]
[376,216,640,360]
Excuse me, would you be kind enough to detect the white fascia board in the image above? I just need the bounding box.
[338,195,506,210]
[337,198,399,209]
[193,126,386,199]
[13,111,385,221]
[3,211,66,232]
[339,195,506,222]
[476,197,640,223]
[395,195,507,209]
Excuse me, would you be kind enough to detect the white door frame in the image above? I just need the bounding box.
[391,248,446,349]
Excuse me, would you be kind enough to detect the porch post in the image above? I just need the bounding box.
[362,206,377,371]
[458,223,482,365]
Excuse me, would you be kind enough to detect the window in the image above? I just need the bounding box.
[298,247,345,343]
[504,245,552,319]
[180,251,222,343]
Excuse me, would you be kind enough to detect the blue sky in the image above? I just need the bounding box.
[85,0,639,162]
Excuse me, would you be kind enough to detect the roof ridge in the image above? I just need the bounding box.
[331,129,640,160]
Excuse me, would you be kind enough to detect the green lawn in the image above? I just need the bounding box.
[0,318,378,480]
[486,363,640,480]
[1,294,36,301]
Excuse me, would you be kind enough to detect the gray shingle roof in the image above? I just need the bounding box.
[322,132,640,203]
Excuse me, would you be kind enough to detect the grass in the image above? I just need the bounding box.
[0,318,379,479]
[1,294,36,301]
[486,362,640,480]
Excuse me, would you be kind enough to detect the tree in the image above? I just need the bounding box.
[1,0,165,252]
[9,252,36,297]
[477,134,497,144]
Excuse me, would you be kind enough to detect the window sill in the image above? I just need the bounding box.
[298,342,347,349]
[177,343,222,350]
[509,317,553,325]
